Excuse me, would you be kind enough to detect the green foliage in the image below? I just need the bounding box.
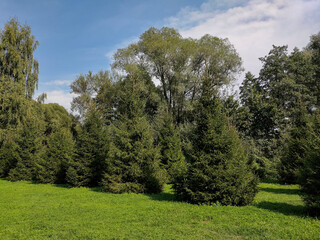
[103,115,165,194]
[173,85,258,205]
[299,111,320,216]
[1,18,320,217]
[239,44,318,182]
[113,27,242,125]
[307,32,320,105]
[66,109,106,187]
[70,70,112,120]
[8,104,45,181]
[0,18,39,99]
[37,129,75,184]
[278,101,312,184]
[0,131,20,177]
[156,110,187,182]
[0,18,39,132]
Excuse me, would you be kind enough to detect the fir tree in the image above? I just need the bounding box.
[36,128,75,184]
[8,104,45,181]
[101,74,166,193]
[66,108,106,187]
[173,82,258,205]
[157,110,187,182]
[102,114,165,193]
[0,130,20,177]
[299,110,320,216]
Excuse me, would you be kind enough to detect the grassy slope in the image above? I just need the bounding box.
[0,180,319,239]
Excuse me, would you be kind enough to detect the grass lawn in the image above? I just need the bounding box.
[0,179,319,239]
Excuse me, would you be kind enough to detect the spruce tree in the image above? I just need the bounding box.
[173,82,258,205]
[157,110,187,182]
[299,110,320,216]
[0,131,20,178]
[36,128,75,184]
[102,114,165,194]
[101,71,166,194]
[66,108,106,187]
[8,104,45,181]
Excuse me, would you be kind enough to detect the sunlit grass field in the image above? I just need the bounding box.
[0,179,319,239]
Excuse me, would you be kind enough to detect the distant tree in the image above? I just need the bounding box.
[278,100,312,184]
[70,70,112,120]
[113,27,242,125]
[306,32,320,106]
[0,18,39,99]
[36,93,47,104]
[0,18,39,132]
[239,72,280,179]
[222,95,251,138]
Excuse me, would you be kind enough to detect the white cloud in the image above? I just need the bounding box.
[44,80,73,86]
[44,90,76,112]
[168,0,320,81]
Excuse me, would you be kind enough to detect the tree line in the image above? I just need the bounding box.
[0,19,319,213]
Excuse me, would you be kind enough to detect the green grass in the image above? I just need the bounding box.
[0,180,319,239]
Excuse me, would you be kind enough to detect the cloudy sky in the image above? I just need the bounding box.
[1,0,319,110]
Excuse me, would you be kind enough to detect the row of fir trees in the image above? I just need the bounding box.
[0,19,319,213]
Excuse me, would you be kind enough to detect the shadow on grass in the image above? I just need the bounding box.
[88,186,180,201]
[260,187,300,195]
[90,187,104,193]
[29,180,71,189]
[254,201,306,217]
[261,178,280,184]
[145,192,178,202]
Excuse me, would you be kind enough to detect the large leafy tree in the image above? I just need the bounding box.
[70,70,112,120]
[113,27,242,125]
[0,18,39,131]
[0,18,39,99]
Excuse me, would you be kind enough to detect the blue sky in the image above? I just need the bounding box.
[1,0,319,110]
